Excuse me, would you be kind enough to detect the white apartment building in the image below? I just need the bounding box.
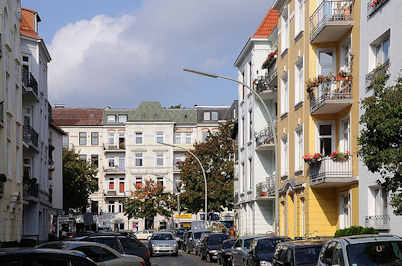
[0,0,23,245]
[53,101,235,231]
[359,0,402,236]
[234,9,278,236]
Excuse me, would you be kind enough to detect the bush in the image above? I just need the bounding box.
[334,226,378,237]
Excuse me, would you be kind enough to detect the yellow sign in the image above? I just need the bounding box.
[174,213,192,219]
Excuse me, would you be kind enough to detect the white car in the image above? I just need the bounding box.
[37,241,144,266]
[135,230,154,240]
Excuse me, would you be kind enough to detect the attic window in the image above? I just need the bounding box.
[184,114,188,119]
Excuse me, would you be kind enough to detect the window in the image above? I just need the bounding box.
[294,0,304,37]
[294,127,303,173]
[118,133,125,149]
[118,203,124,213]
[109,179,115,190]
[62,136,69,148]
[202,131,208,142]
[135,132,143,144]
[340,117,350,152]
[156,131,164,144]
[249,158,252,190]
[295,59,304,105]
[318,50,335,76]
[280,74,289,115]
[156,152,164,167]
[242,162,247,192]
[119,180,125,193]
[204,112,211,120]
[249,110,253,142]
[91,154,99,169]
[242,117,245,146]
[242,71,245,99]
[185,133,192,144]
[135,153,143,167]
[372,187,388,216]
[281,136,288,177]
[280,6,289,54]
[118,156,125,171]
[136,176,143,188]
[91,132,99,145]
[118,114,127,123]
[174,133,181,144]
[318,124,333,156]
[107,115,116,123]
[79,154,87,161]
[211,111,218,121]
[107,155,115,167]
[375,37,390,66]
[108,201,115,213]
[157,176,164,188]
[79,132,87,145]
[108,132,114,144]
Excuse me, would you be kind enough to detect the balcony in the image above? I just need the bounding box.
[365,215,390,230]
[367,0,389,17]
[255,122,276,151]
[104,143,125,152]
[23,179,39,201]
[0,101,4,127]
[309,74,352,115]
[22,70,39,103]
[365,60,390,90]
[256,179,275,200]
[309,157,354,188]
[256,64,278,100]
[23,125,39,149]
[310,0,354,44]
[104,166,125,174]
[104,190,127,198]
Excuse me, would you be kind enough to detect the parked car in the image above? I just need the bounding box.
[231,236,256,266]
[37,241,144,266]
[218,238,235,266]
[183,230,192,251]
[247,236,291,266]
[199,233,229,262]
[148,232,178,256]
[174,229,186,250]
[317,234,402,266]
[135,230,154,240]
[184,230,211,254]
[195,231,212,256]
[0,248,97,266]
[272,239,327,266]
[81,232,151,266]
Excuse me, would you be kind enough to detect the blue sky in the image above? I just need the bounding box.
[22,0,274,108]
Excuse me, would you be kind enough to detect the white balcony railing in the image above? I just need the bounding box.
[255,122,277,149]
[256,178,275,199]
[365,215,390,230]
[309,157,353,187]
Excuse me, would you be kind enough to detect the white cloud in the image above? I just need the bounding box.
[48,0,273,107]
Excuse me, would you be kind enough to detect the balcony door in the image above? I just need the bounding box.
[316,121,335,156]
[339,191,351,229]
[317,49,336,98]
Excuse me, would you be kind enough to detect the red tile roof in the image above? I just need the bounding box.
[52,108,104,126]
[253,9,279,38]
[20,8,41,40]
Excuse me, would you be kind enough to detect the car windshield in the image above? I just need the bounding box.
[194,232,208,239]
[347,241,402,266]
[223,239,235,249]
[152,234,174,240]
[256,239,275,252]
[244,239,253,249]
[207,234,227,245]
[295,246,322,265]
[176,231,184,238]
[119,237,141,250]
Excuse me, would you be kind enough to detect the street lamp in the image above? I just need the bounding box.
[183,68,279,234]
[159,142,208,226]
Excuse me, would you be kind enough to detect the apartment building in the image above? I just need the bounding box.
[0,0,23,245]
[234,9,279,236]
[273,0,360,238]
[359,0,402,235]
[53,101,233,231]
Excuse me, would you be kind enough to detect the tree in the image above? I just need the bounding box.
[359,65,402,214]
[123,179,176,229]
[169,104,182,109]
[63,148,98,214]
[179,121,235,214]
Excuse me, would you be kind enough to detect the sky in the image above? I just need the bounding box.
[22,0,274,109]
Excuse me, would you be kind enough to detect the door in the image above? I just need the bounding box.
[339,192,351,229]
[317,49,336,98]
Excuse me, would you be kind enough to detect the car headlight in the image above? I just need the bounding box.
[260,261,272,266]
[209,250,218,254]
[152,244,157,248]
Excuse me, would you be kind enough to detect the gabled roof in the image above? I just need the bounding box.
[52,108,104,126]
[253,9,279,38]
[20,8,41,40]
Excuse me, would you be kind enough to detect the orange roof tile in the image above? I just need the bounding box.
[253,9,279,38]
[20,8,41,40]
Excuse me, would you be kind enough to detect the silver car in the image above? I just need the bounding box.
[37,241,145,266]
[148,232,178,256]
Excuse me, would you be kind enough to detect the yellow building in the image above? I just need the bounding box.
[273,0,360,238]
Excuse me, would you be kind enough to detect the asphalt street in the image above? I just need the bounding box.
[150,251,218,266]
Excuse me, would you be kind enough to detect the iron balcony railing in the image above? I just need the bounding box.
[365,215,390,230]
[23,125,39,147]
[310,0,353,42]
[365,60,390,90]
[309,157,352,186]
[23,180,39,198]
[367,0,389,17]
[256,179,275,199]
[310,78,352,114]
[256,64,278,94]
[22,70,39,96]
[255,121,277,148]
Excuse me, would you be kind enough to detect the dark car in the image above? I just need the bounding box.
[247,237,291,266]
[272,239,327,266]
[184,230,211,254]
[218,238,235,266]
[0,248,97,266]
[231,236,256,266]
[82,232,151,266]
[199,233,229,262]
[174,230,186,250]
[195,231,212,256]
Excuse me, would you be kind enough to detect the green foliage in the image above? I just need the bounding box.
[62,148,98,214]
[334,226,378,237]
[179,121,235,214]
[169,104,182,109]
[358,66,402,215]
[123,179,176,220]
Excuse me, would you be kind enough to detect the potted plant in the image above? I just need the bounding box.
[330,151,351,161]
[303,153,323,166]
